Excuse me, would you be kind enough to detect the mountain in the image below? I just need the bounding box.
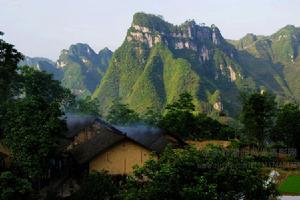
[93,12,296,116]
[229,25,300,102]
[20,45,113,96]
[57,43,112,96]
[19,56,63,80]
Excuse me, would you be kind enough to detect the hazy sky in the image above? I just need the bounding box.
[1,0,299,60]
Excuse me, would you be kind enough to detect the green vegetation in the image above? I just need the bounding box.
[66,96,101,116]
[124,146,278,200]
[0,31,23,105]
[132,12,173,33]
[106,100,140,125]
[279,175,300,194]
[0,171,32,200]
[68,147,278,200]
[0,34,70,198]
[3,96,66,178]
[240,91,277,147]
[2,13,300,199]
[71,171,120,200]
[160,93,235,139]
[60,44,112,96]
[93,13,300,118]
[272,103,300,158]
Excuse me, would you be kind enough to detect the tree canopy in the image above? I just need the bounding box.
[160,93,235,139]
[3,96,66,178]
[0,171,32,200]
[124,146,278,200]
[240,91,277,146]
[106,100,140,125]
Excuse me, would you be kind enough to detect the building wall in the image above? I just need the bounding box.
[0,144,11,168]
[89,139,155,175]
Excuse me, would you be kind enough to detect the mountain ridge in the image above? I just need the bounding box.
[93,12,299,116]
[20,44,113,96]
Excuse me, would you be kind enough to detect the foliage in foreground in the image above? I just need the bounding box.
[124,146,278,200]
[3,96,66,178]
[71,171,119,200]
[0,171,32,200]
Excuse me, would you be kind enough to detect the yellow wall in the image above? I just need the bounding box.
[89,139,155,175]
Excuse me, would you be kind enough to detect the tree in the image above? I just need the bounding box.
[160,93,196,138]
[106,100,139,125]
[141,107,162,127]
[0,32,23,136]
[160,93,235,139]
[19,66,73,105]
[0,32,23,103]
[240,91,277,147]
[272,103,300,157]
[124,146,278,200]
[3,96,66,178]
[0,171,32,200]
[71,171,119,200]
[194,113,235,140]
[66,96,101,116]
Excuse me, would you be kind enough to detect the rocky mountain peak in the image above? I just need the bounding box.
[68,43,96,58]
[126,12,229,64]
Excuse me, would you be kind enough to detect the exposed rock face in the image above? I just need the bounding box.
[127,21,231,64]
[94,13,299,116]
[58,43,113,96]
[93,13,244,116]
[57,60,67,68]
[228,65,237,81]
[127,24,162,48]
[213,100,223,112]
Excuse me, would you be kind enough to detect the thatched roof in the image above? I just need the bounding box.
[69,126,126,164]
[118,126,185,153]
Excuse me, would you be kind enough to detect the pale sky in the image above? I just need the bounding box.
[1,0,299,60]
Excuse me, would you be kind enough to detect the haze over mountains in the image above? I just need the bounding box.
[20,12,300,116]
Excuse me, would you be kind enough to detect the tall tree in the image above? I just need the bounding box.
[160,93,196,138]
[0,32,23,136]
[240,91,277,147]
[19,66,73,105]
[0,32,23,103]
[161,93,235,139]
[272,103,300,157]
[106,100,139,125]
[3,96,66,178]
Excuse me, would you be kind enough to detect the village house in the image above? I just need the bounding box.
[0,143,10,169]
[0,114,185,197]
[66,114,184,175]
